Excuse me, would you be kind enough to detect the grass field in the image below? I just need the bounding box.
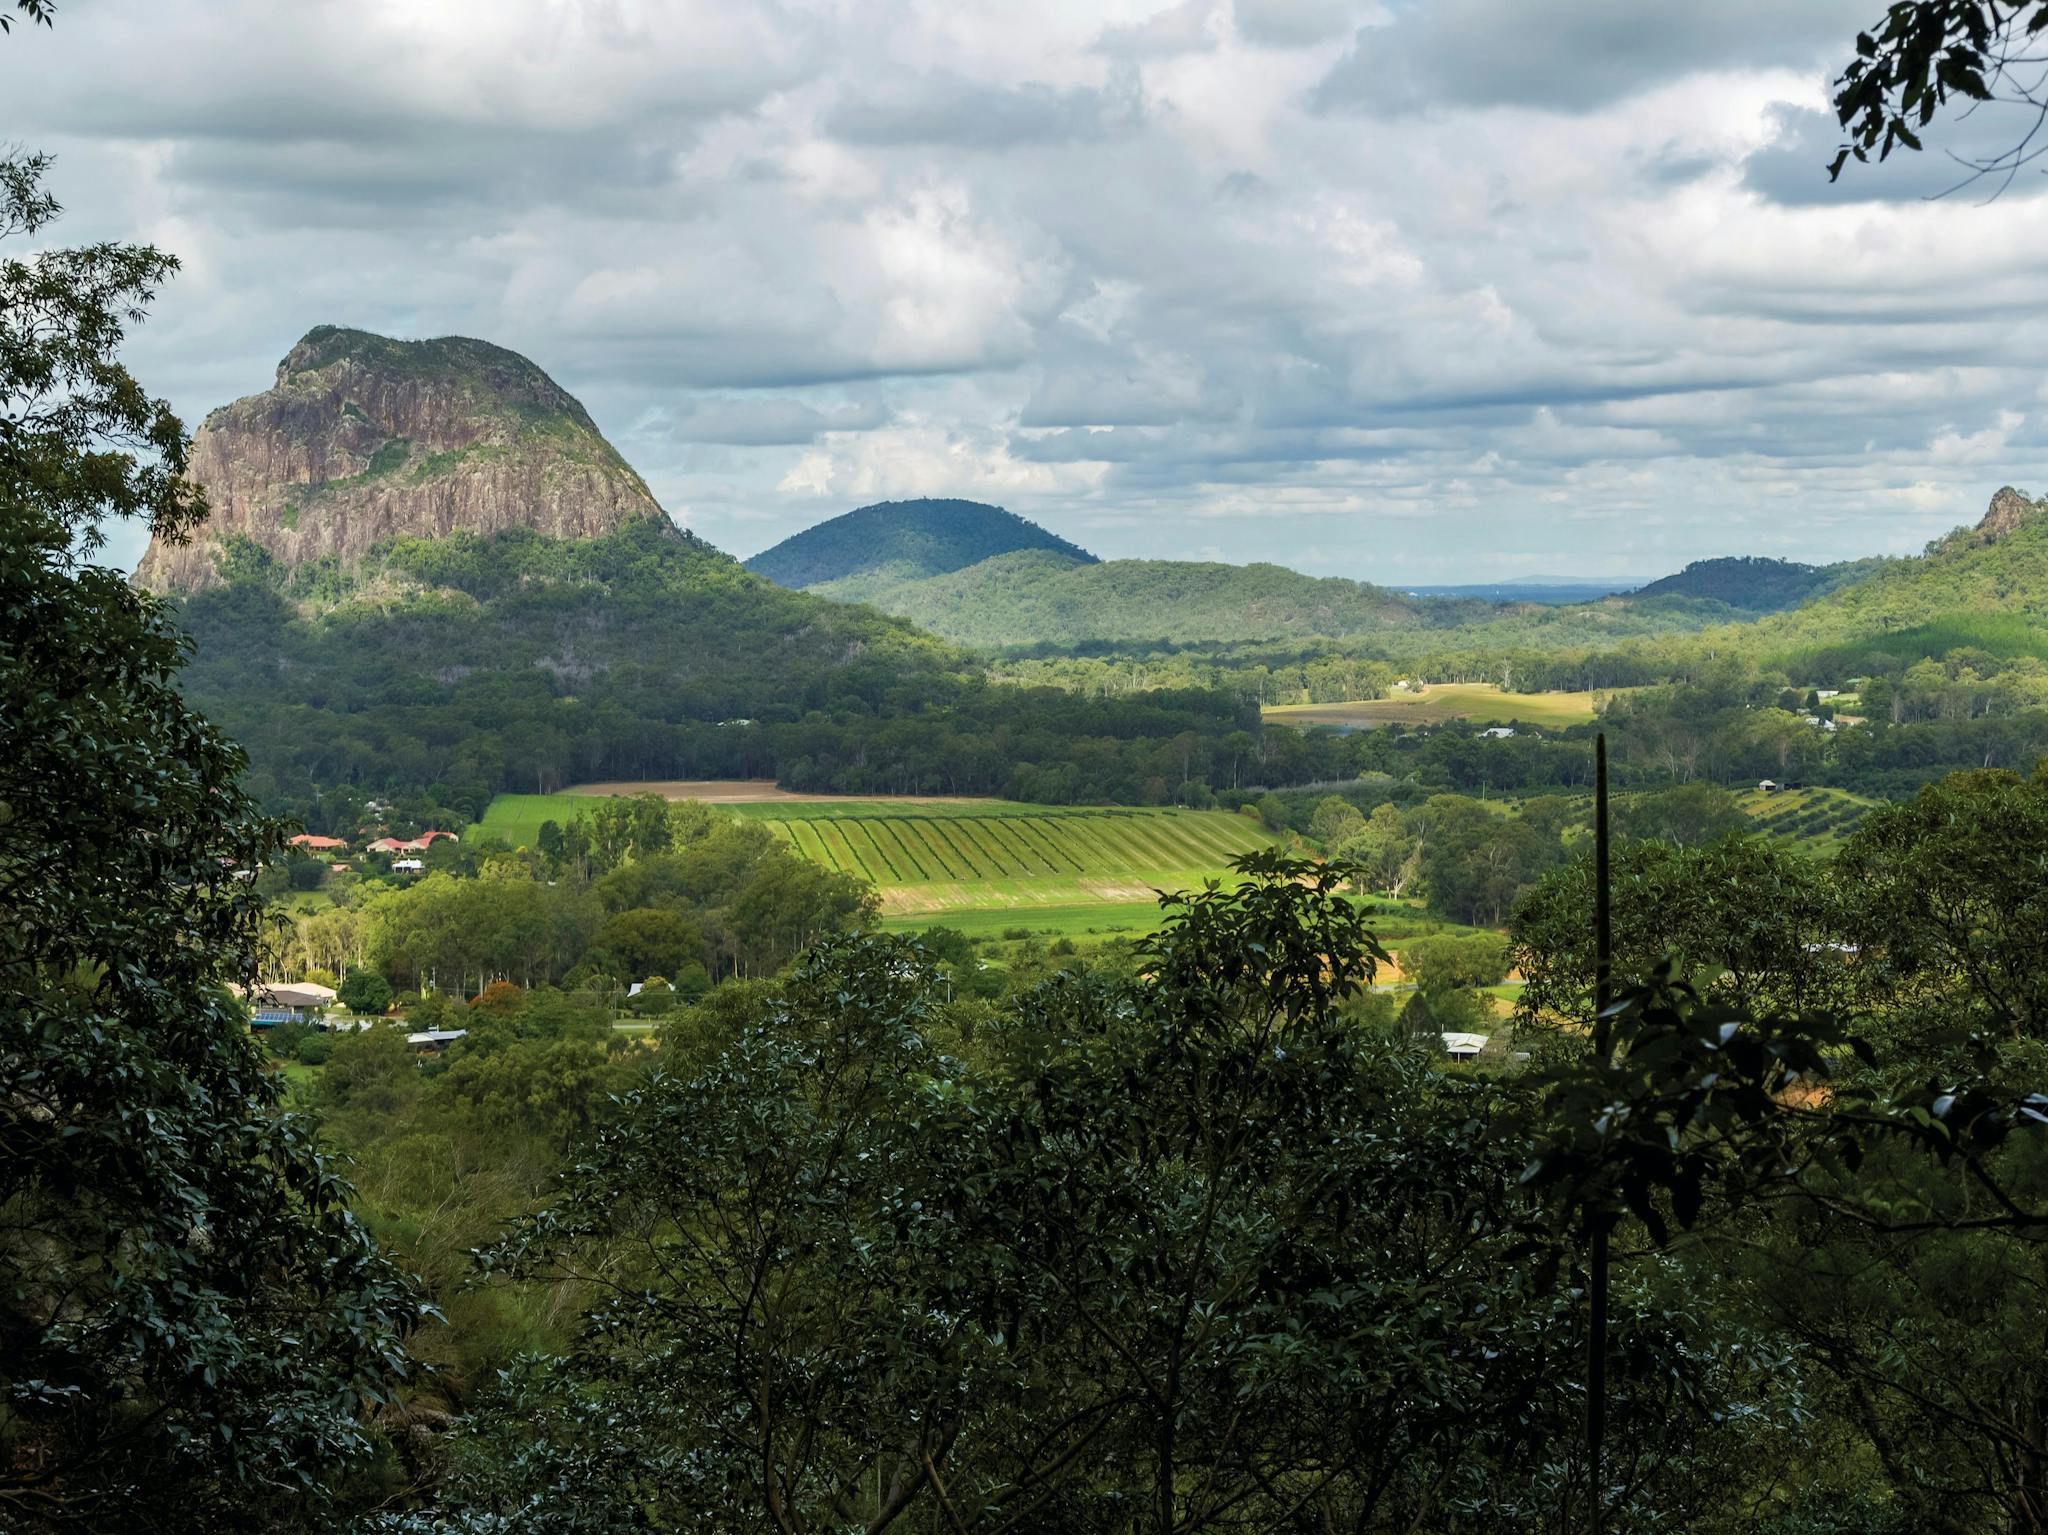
[1263,682,1606,730]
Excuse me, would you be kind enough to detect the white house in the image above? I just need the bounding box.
[1441,1032,1489,1059]
[392,858,425,873]
[1480,726,1516,739]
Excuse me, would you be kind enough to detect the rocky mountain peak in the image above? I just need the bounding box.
[134,326,672,592]
[1975,485,2043,544]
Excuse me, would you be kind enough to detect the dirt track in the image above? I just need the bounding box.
[564,779,993,805]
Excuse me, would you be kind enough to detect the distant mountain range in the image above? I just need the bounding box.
[143,324,2048,816]
[743,498,1916,648]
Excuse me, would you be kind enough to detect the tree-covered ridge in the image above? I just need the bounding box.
[809,547,1452,646]
[802,545,1781,650]
[169,519,1267,818]
[1740,488,2048,663]
[1630,554,1882,611]
[745,497,1097,588]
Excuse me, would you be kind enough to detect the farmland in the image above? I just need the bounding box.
[745,804,1279,915]
[1263,682,1608,730]
[1734,784,1879,853]
[475,785,1283,919]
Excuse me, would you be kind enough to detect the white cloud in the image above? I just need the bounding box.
[15,0,2048,580]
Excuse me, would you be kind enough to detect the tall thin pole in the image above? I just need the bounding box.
[1587,732,1613,1534]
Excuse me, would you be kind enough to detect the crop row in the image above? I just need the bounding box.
[763,811,1272,886]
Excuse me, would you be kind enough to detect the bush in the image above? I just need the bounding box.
[296,1033,333,1066]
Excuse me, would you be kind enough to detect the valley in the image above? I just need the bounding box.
[25,3,2048,1528]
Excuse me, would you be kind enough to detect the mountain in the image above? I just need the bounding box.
[1630,555,1878,612]
[746,498,1095,589]
[805,550,1448,649]
[148,331,1254,821]
[1750,486,2048,663]
[134,326,669,591]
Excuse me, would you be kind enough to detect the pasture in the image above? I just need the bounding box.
[1263,682,1605,730]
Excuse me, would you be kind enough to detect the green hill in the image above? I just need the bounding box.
[1748,487,2048,667]
[745,498,1096,588]
[1631,555,1882,611]
[809,550,1443,648]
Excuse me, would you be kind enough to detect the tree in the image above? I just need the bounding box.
[0,151,422,1530]
[1511,836,1849,1038]
[338,967,395,1016]
[592,906,702,981]
[446,855,1747,1533]
[1617,781,1748,848]
[1307,792,1364,846]
[1835,766,2048,1052]
[1830,2,2048,193]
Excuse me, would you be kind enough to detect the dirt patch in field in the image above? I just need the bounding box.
[565,779,993,805]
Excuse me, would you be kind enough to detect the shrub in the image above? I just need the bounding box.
[297,1033,333,1066]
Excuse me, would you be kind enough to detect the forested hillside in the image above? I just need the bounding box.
[1630,554,1880,611]
[173,520,1259,820]
[1746,486,2048,668]
[745,497,1095,588]
[813,548,1455,646]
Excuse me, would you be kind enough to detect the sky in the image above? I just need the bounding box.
[16,0,2048,583]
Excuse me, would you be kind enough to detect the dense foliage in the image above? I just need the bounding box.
[1630,554,1876,610]
[0,150,422,1532]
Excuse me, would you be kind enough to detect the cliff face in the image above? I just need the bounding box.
[1975,485,2043,544]
[134,326,672,591]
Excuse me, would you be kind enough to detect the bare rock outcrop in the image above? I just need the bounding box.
[1975,485,2043,544]
[134,326,673,591]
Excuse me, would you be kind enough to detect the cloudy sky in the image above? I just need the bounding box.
[17,0,2048,581]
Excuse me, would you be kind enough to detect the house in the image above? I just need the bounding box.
[392,858,425,874]
[244,981,336,1028]
[1440,1032,1489,1059]
[1816,689,1841,701]
[1758,779,1781,793]
[288,833,348,852]
[1480,726,1515,739]
[368,830,460,855]
[405,1029,468,1053]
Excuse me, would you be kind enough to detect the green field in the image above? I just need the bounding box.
[877,901,1168,942]
[1263,682,1607,730]
[475,789,1283,921]
[750,805,1279,915]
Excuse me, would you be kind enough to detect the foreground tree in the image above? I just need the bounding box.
[1832,1,2048,192]
[437,856,1765,1533]
[0,152,422,1530]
